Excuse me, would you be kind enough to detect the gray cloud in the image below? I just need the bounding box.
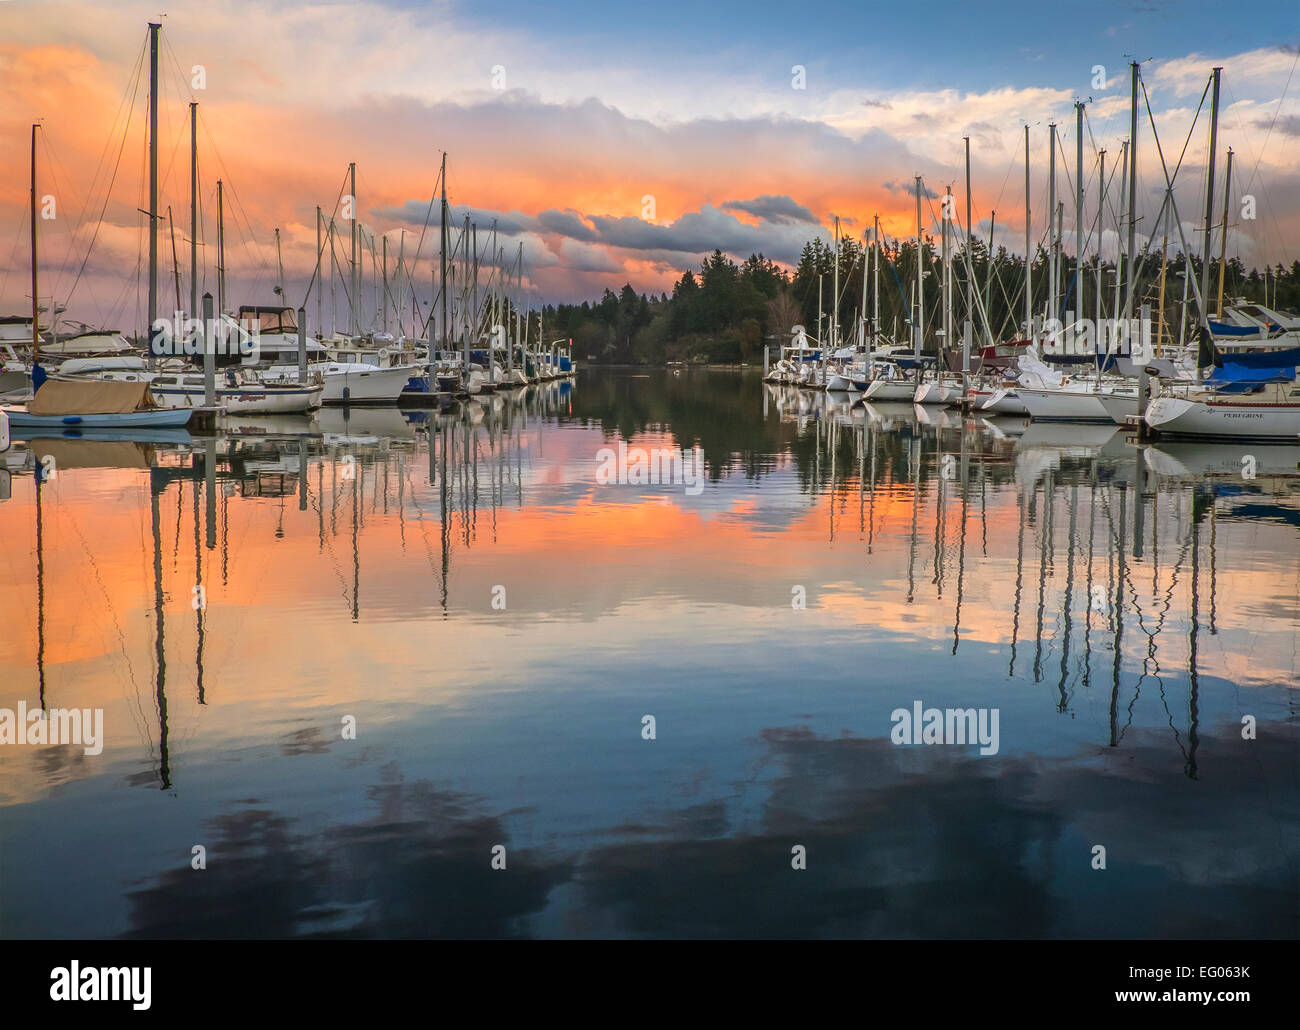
[720,194,819,225]
[373,193,827,272]
[371,200,533,237]
[1260,114,1300,138]
[883,180,940,200]
[536,209,601,242]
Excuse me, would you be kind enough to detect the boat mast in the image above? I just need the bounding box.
[217,181,226,323]
[275,227,284,303]
[859,222,869,349]
[168,207,181,313]
[190,101,198,329]
[832,215,840,352]
[314,204,322,336]
[1156,217,1168,356]
[1198,67,1222,333]
[1057,202,1064,327]
[516,242,524,371]
[816,273,823,346]
[915,175,924,362]
[1095,150,1104,329]
[462,215,471,373]
[439,153,448,351]
[984,212,995,337]
[397,231,405,338]
[1048,122,1057,330]
[964,136,973,349]
[147,21,160,365]
[1124,61,1138,324]
[1023,125,1032,342]
[942,184,951,368]
[872,213,880,347]
[349,162,358,337]
[370,233,378,332]
[1075,102,1084,333]
[1114,140,1127,320]
[491,219,499,346]
[328,217,337,335]
[1178,243,1190,349]
[31,123,39,363]
[1216,147,1233,317]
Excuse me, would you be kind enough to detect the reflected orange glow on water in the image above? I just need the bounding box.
[0,372,1297,939]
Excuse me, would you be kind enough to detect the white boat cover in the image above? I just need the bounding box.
[1016,346,1065,388]
[40,333,135,356]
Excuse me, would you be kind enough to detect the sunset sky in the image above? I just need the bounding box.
[1,0,1297,335]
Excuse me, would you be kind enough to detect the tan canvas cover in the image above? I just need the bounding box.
[27,378,155,415]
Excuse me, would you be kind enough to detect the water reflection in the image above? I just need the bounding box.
[0,370,1295,938]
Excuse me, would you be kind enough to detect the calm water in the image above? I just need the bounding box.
[1,368,1296,939]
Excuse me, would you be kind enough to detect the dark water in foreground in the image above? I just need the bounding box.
[1,367,1296,939]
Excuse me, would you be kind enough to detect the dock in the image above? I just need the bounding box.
[187,406,223,431]
[1121,414,1156,441]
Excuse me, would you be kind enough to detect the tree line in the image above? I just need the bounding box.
[539,238,1300,365]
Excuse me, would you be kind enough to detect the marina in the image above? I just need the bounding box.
[0,0,1296,965]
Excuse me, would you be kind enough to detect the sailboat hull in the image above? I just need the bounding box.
[1095,392,1140,425]
[1145,395,1300,439]
[1017,387,1111,422]
[864,379,916,402]
[4,406,194,428]
[979,389,1030,415]
[914,382,959,405]
[319,365,414,404]
[150,383,323,414]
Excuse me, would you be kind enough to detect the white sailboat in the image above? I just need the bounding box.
[144,368,323,413]
[59,353,322,413]
[1017,382,1131,422]
[1142,66,1300,441]
[973,378,1030,415]
[914,375,963,405]
[865,361,919,402]
[1145,378,1300,439]
[871,177,930,404]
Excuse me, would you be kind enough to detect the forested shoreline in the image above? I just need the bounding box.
[541,239,1300,364]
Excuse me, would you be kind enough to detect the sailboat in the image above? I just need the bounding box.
[869,179,931,403]
[1145,357,1300,439]
[5,120,192,430]
[973,370,1031,414]
[1210,301,1298,344]
[1145,384,1300,439]
[1141,67,1300,439]
[864,359,922,402]
[914,372,963,405]
[5,379,193,429]
[913,186,963,406]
